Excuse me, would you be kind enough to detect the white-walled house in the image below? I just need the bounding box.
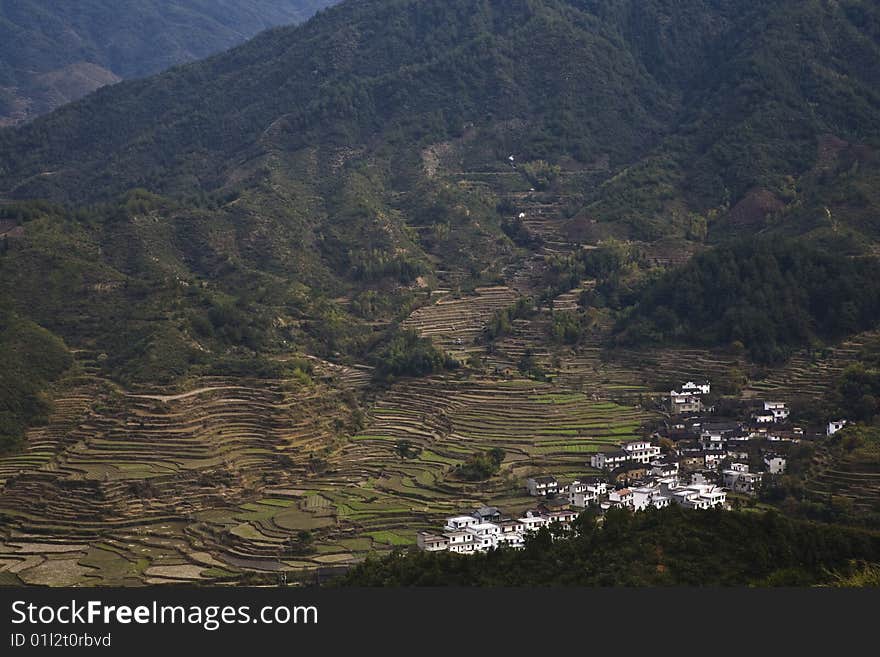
[472,506,502,523]
[444,515,479,532]
[682,381,711,395]
[526,476,559,497]
[722,467,762,494]
[543,509,578,528]
[519,514,550,533]
[446,531,476,553]
[498,519,525,535]
[495,533,525,549]
[669,390,703,414]
[827,420,848,436]
[651,459,679,478]
[622,440,661,464]
[763,401,790,422]
[469,523,501,551]
[631,486,657,511]
[753,411,775,424]
[673,484,726,509]
[608,488,634,508]
[764,455,787,475]
[417,532,450,552]
[590,449,629,470]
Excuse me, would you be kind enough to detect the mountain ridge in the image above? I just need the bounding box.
[0,0,337,125]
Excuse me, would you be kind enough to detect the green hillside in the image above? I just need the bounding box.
[0,0,879,401]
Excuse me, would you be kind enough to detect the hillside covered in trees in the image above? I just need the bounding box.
[615,240,880,364]
[0,0,336,125]
[342,506,880,586]
[0,0,876,385]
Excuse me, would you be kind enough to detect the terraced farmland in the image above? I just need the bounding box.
[0,354,658,584]
[803,444,880,515]
[401,285,517,356]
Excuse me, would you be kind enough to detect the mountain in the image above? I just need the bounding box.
[0,0,337,125]
[2,0,880,586]
[0,0,878,423]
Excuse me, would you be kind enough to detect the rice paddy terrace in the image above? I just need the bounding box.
[802,437,880,519]
[0,356,655,585]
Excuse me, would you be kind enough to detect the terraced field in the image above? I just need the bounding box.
[3,159,875,586]
[803,444,880,515]
[0,349,658,584]
[401,285,517,357]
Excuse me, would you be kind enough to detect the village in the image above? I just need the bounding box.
[417,380,850,554]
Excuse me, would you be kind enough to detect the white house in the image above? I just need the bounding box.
[669,390,703,414]
[631,486,657,511]
[472,506,502,523]
[622,440,662,464]
[608,488,634,508]
[590,449,629,470]
[417,532,449,552]
[674,484,726,509]
[468,523,501,552]
[764,455,787,475]
[682,381,711,395]
[543,509,578,528]
[446,531,476,553]
[519,514,549,533]
[494,533,525,549]
[753,411,775,424]
[498,519,525,534]
[650,458,679,478]
[526,476,559,497]
[444,515,478,532]
[722,468,762,495]
[827,420,848,436]
[763,401,790,422]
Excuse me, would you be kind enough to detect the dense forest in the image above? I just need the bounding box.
[341,506,880,586]
[615,240,880,364]
[0,0,335,124]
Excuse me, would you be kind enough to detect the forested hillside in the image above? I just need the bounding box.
[0,0,877,387]
[0,0,336,125]
[615,240,880,364]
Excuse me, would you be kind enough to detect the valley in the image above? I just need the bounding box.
[1,0,879,587]
[3,153,877,586]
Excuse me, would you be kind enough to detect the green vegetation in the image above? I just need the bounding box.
[0,309,71,452]
[762,425,880,528]
[373,330,458,379]
[454,448,505,482]
[616,240,880,364]
[484,298,535,342]
[341,506,880,586]
[835,364,880,424]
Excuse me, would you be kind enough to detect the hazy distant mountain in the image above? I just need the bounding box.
[0,0,337,125]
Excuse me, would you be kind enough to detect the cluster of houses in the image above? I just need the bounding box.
[668,380,712,415]
[415,379,853,555]
[417,504,579,554]
[529,466,728,514]
[660,380,848,495]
